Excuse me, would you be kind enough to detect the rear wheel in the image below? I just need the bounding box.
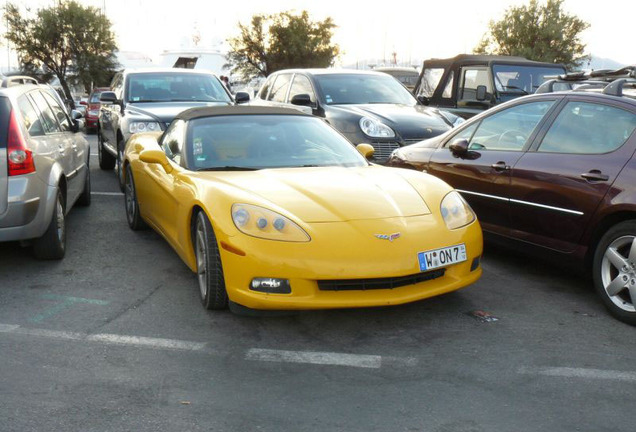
[77,166,91,207]
[593,220,636,326]
[33,189,66,260]
[98,130,115,170]
[194,211,228,310]
[124,165,146,230]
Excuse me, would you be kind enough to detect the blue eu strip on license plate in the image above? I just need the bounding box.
[418,244,467,272]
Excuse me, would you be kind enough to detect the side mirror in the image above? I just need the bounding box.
[70,109,83,120]
[476,85,487,101]
[449,138,469,157]
[139,149,173,173]
[290,93,313,107]
[417,95,430,105]
[234,91,250,104]
[356,143,375,160]
[100,91,118,104]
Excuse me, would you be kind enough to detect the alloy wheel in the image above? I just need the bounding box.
[600,235,636,313]
[195,218,208,300]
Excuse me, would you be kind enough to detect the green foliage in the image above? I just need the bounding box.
[475,0,590,69]
[227,10,340,79]
[4,1,118,106]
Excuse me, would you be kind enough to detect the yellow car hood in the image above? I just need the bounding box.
[203,166,431,223]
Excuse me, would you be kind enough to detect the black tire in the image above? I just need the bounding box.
[98,130,115,170]
[77,166,91,207]
[116,137,125,192]
[33,189,66,260]
[124,164,146,230]
[193,211,228,310]
[592,220,636,326]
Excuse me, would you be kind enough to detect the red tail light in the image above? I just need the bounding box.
[7,109,35,176]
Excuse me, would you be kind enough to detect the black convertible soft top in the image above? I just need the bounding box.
[176,106,311,122]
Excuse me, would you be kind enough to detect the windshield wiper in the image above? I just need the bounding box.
[502,86,529,95]
[197,166,257,172]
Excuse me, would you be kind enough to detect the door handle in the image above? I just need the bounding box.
[491,161,510,171]
[580,170,609,182]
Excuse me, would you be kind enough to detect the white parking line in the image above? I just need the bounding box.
[87,333,205,351]
[245,348,382,369]
[91,192,123,196]
[527,367,636,383]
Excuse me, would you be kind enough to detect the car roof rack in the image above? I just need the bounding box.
[1,75,38,88]
[536,66,636,96]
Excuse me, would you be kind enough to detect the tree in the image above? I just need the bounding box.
[226,10,340,79]
[475,0,590,69]
[4,1,118,108]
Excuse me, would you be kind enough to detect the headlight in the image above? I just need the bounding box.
[440,191,475,230]
[359,116,395,138]
[129,121,161,134]
[231,203,310,242]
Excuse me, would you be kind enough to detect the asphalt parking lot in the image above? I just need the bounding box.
[1,134,635,432]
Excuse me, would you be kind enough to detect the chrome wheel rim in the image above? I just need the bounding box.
[55,195,64,243]
[97,134,102,163]
[601,235,636,313]
[195,218,208,300]
[125,171,135,223]
[117,147,124,185]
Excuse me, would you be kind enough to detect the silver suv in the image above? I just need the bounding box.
[0,76,90,259]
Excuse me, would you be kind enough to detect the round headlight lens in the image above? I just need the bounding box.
[359,116,395,138]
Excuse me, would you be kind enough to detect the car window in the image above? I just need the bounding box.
[111,74,123,99]
[257,76,273,100]
[442,71,454,98]
[162,119,186,165]
[267,74,292,102]
[90,92,102,103]
[417,68,444,98]
[459,68,492,101]
[538,101,636,154]
[17,95,45,137]
[29,91,61,134]
[444,122,478,147]
[467,101,555,151]
[288,74,315,103]
[126,73,231,103]
[314,74,416,105]
[42,91,71,132]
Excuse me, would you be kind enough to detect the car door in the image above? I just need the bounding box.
[262,73,293,109]
[286,73,317,115]
[41,90,86,202]
[509,97,636,252]
[427,99,558,235]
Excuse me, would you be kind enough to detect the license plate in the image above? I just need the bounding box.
[418,244,467,272]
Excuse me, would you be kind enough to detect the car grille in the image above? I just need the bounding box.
[370,142,400,163]
[317,268,445,291]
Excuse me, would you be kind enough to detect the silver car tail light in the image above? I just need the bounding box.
[7,110,35,176]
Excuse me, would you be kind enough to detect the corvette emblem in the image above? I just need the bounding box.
[375,233,401,242]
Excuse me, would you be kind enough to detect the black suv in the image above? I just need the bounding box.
[413,54,566,119]
[98,69,236,189]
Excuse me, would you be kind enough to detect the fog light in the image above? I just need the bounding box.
[470,255,481,272]
[250,278,291,294]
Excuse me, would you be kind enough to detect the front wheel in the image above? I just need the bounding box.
[124,164,146,230]
[592,220,636,326]
[194,211,228,310]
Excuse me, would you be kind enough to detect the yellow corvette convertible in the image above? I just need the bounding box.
[123,106,482,312]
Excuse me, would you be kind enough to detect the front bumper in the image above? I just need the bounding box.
[218,216,483,310]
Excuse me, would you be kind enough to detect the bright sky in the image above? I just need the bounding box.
[5,0,635,69]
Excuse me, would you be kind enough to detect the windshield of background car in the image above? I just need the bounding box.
[492,65,566,97]
[125,73,231,103]
[314,74,416,105]
[89,92,102,103]
[187,115,368,170]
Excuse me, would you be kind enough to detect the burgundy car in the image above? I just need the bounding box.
[85,87,109,133]
[388,68,636,325]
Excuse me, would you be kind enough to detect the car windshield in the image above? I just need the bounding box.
[126,73,231,103]
[314,74,417,105]
[187,115,368,171]
[89,92,102,103]
[492,64,566,94]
